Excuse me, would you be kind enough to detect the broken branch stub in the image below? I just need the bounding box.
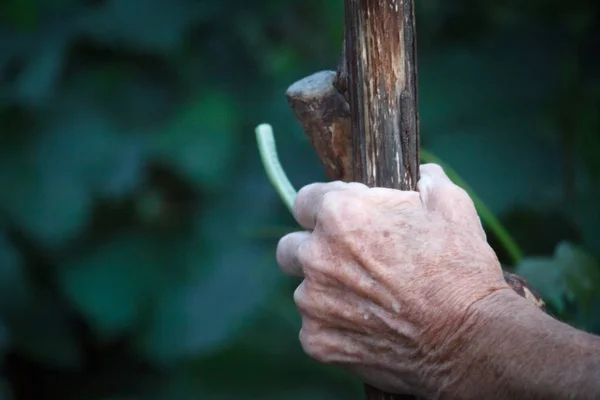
[285,71,353,182]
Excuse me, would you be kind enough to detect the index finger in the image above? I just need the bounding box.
[293,181,368,230]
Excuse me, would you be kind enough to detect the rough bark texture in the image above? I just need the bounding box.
[286,71,353,182]
[343,0,419,190]
[285,0,546,399]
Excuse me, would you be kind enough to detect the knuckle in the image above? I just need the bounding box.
[454,185,473,202]
[320,190,343,214]
[298,328,314,354]
[393,188,422,204]
[419,163,452,189]
[345,182,369,191]
[443,184,474,206]
[275,233,293,266]
[299,328,327,362]
[296,240,316,271]
[294,183,320,215]
[296,181,348,211]
[428,181,469,205]
[367,188,422,211]
[295,182,344,213]
[293,282,311,312]
[328,180,345,186]
[421,163,444,174]
[319,191,355,227]
[403,191,423,208]
[298,326,311,348]
[296,182,321,200]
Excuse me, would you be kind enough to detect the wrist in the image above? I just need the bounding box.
[437,288,529,398]
[425,287,517,398]
[438,289,600,400]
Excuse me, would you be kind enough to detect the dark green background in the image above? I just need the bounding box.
[1,0,599,399]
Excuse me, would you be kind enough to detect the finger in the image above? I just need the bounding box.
[418,163,486,239]
[293,181,368,230]
[276,231,312,277]
[366,187,422,209]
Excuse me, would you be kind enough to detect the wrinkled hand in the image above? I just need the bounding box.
[276,164,511,397]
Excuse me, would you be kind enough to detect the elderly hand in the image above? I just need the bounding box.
[276,164,512,397]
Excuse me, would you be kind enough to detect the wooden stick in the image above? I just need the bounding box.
[286,71,353,182]
[343,0,419,191]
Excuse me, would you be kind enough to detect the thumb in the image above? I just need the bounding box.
[417,163,486,241]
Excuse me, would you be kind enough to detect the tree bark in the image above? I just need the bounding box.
[286,71,353,182]
[343,0,419,191]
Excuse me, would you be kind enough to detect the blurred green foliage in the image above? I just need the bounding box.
[0,0,599,399]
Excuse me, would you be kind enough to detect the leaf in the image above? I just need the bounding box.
[0,320,9,359]
[59,232,168,340]
[0,378,13,400]
[0,138,91,247]
[514,256,567,311]
[98,69,179,130]
[0,221,30,314]
[574,90,600,182]
[150,93,238,190]
[147,360,360,400]
[0,110,146,247]
[15,31,68,106]
[556,243,600,314]
[565,187,600,256]
[515,242,600,314]
[80,0,212,53]
[39,110,147,200]
[1,0,38,30]
[418,29,568,215]
[139,244,281,363]
[139,168,284,362]
[9,297,82,369]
